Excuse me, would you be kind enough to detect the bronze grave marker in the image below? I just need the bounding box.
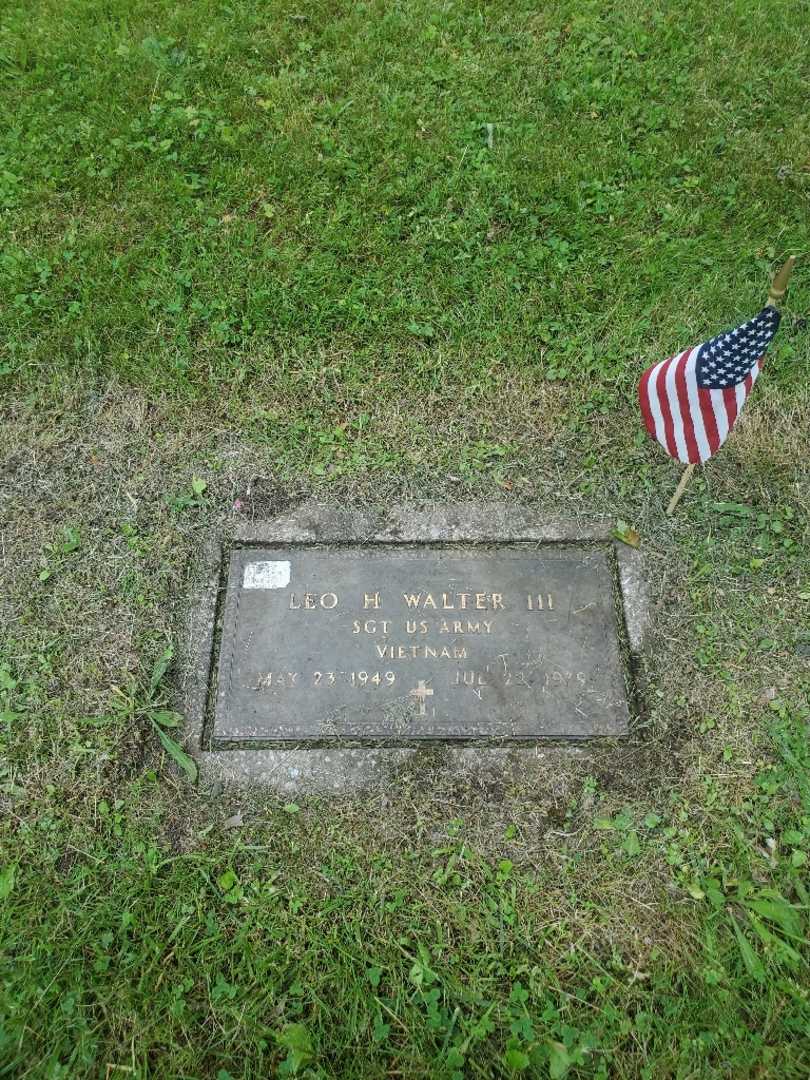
[209,544,631,744]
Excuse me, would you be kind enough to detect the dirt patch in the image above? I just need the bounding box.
[1,378,807,845]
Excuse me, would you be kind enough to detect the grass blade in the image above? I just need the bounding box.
[150,718,197,783]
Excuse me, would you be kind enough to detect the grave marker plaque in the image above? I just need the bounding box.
[210,544,630,744]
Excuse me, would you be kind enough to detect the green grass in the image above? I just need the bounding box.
[1,0,809,1076]
[1,699,809,1078]
[2,1,807,403]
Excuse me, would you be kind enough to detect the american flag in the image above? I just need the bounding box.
[639,306,781,464]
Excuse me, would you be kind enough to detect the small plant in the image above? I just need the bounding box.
[38,526,81,581]
[166,477,208,512]
[119,521,152,557]
[112,643,196,781]
[274,1023,315,1075]
[145,645,197,781]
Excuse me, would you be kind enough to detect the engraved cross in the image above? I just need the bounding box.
[409,679,434,716]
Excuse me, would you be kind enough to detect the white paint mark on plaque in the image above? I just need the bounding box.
[243,560,291,590]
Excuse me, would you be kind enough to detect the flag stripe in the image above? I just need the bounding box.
[651,360,670,447]
[642,356,671,447]
[659,353,680,460]
[697,385,720,458]
[665,350,690,462]
[724,385,739,429]
[677,347,702,463]
[710,389,730,445]
[683,348,712,462]
[638,363,656,438]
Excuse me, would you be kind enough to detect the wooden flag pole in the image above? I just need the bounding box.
[665,255,796,515]
[666,463,695,515]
